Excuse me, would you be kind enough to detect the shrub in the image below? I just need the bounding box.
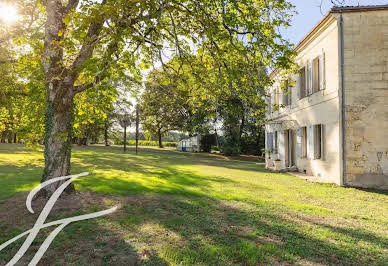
[200,134,217,153]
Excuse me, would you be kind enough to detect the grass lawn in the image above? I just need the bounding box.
[0,144,387,265]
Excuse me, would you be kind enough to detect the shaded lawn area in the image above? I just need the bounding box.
[0,144,387,265]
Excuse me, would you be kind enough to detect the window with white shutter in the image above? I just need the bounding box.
[296,128,302,157]
[274,131,278,154]
[282,80,290,106]
[307,125,314,159]
[267,96,271,114]
[299,67,306,99]
[314,124,324,160]
[301,127,307,158]
[307,60,313,95]
[319,52,325,90]
[267,132,273,150]
[313,57,320,93]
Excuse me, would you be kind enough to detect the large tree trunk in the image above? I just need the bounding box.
[0,131,6,143]
[41,86,75,196]
[40,0,106,196]
[123,126,127,153]
[7,131,13,144]
[104,119,109,146]
[158,129,163,148]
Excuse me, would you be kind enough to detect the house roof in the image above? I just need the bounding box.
[269,5,388,78]
[331,4,388,13]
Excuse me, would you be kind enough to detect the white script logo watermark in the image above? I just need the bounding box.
[0,172,117,266]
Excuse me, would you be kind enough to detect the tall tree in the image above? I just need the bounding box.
[39,0,294,195]
[141,72,187,148]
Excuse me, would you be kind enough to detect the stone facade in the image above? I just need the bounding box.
[339,10,388,188]
[265,6,388,189]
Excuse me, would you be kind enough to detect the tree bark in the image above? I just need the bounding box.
[104,119,109,146]
[0,131,6,143]
[41,86,75,196]
[40,0,107,196]
[135,105,139,154]
[40,0,77,196]
[158,129,163,148]
[123,127,127,153]
[13,133,17,144]
[7,131,13,144]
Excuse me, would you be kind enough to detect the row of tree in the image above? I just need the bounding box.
[139,50,269,155]
[0,0,296,195]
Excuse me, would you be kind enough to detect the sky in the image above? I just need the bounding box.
[282,0,388,45]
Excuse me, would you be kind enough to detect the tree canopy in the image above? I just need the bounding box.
[0,0,296,195]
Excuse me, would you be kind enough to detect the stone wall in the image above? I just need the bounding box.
[341,11,388,189]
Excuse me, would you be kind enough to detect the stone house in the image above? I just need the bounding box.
[265,5,388,189]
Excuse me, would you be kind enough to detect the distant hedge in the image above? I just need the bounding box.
[114,140,177,147]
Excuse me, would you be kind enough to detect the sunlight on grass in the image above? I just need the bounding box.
[0,144,387,265]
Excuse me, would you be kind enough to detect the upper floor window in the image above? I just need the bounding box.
[282,79,291,106]
[299,53,326,100]
[267,95,272,114]
[274,87,279,107]
[299,67,306,99]
[313,56,321,93]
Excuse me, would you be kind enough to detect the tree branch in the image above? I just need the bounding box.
[70,0,108,75]
[0,60,16,65]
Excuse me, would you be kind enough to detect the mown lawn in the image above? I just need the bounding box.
[0,143,387,265]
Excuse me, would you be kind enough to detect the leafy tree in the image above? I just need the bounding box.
[0,0,295,195]
[141,71,187,148]
[73,86,117,145]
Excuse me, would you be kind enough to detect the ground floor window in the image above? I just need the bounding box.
[267,132,273,151]
[314,124,323,159]
[301,127,307,157]
[274,131,278,154]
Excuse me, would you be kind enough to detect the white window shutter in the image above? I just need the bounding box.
[307,125,314,159]
[296,74,301,99]
[314,126,319,159]
[321,125,325,160]
[308,61,313,95]
[319,52,325,90]
[305,65,309,96]
[267,133,272,150]
[296,128,302,157]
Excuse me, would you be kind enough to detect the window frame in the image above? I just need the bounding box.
[301,127,307,158]
[299,67,306,99]
[274,131,278,154]
[314,124,323,160]
[313,56,321,93]
[283,79,291,106]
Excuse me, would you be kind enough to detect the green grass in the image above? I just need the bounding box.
[0,143,387,265]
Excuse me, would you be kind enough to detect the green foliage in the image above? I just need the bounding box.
[73,85,118,143]
[114,140,177,147]
[140,70,188,141]
[200,134,217,153]
[2,0,298,178]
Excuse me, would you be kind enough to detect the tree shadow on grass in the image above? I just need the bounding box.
[1,190,386,265]
[0,192,169,266]
[115,194,388,265]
